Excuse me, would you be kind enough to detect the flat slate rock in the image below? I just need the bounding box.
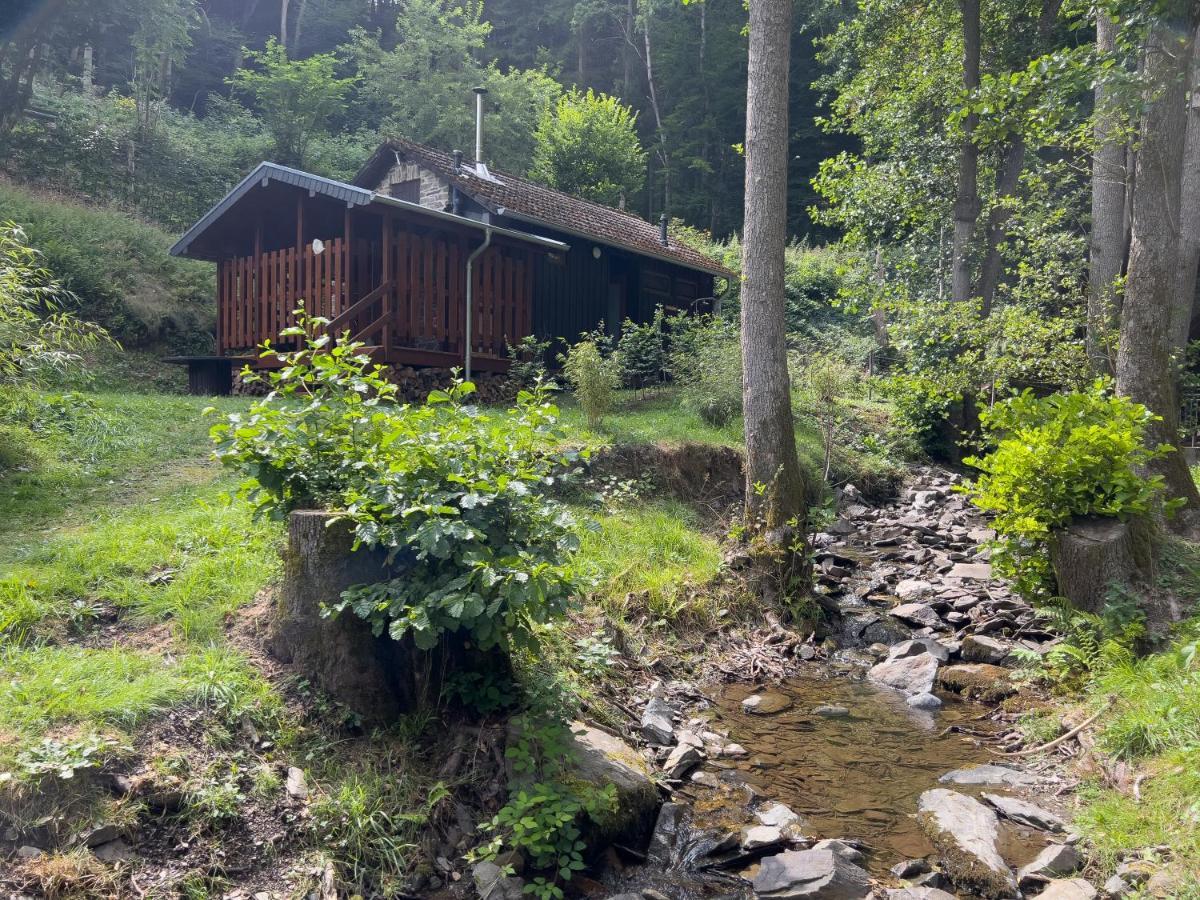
[869,652,939,695]
[918,788,1016,898]
[743,691,794,715]
[982,792,1065,832]
[1035,878,1099,900]
[939,764,1036,788]
[751,848,872,899]
[886,890,957,900]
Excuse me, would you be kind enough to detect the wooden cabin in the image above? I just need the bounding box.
[169,137,734,392]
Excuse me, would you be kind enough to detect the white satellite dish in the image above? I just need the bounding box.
[312,238,325,255]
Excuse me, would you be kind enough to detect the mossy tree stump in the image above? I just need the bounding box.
[1049,515,1155,615]
[269,510,441,722]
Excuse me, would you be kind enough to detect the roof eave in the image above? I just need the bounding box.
[498,209,735,279]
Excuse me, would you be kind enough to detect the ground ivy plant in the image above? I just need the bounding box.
[211,313,586,652]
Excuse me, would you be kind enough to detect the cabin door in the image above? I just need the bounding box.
[607,265,628,339]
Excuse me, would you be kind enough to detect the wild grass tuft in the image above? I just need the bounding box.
[570,499,724,624]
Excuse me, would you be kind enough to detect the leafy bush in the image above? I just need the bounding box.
[0,223,113,389]
[506,334,553,393]
[962,380,1177,597]
[478,714,617,900]
[793,351,860,481]
[212,317,583,653]
[667,314,741,428]
[559,333,621,428]
[616,307,666,391]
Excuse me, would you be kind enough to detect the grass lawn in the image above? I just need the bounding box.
[0,383,744,893]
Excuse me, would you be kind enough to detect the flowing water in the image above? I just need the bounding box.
[709,675,999,874]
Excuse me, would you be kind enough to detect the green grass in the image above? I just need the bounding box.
[570,499,724,624]
[556,390,743,448]
[0,390,252,551]
[1066,540,1200,879]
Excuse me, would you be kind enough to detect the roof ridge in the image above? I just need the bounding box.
[383,136,666,231]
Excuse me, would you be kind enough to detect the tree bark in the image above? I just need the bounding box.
[740,0,808,533]
[641,11,670,215]
[1171,24,1200,354]
[976,134,1025,316]
[951,0,981,304]
[279,0,290,48]
[1115,13,1200,512]
[1088,10,1128,374]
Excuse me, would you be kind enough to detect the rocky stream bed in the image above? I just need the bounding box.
[474,469,1143,900]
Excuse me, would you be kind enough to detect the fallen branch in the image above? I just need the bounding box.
[988,696,1116,757]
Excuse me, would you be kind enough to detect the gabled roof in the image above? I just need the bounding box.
[354,138,736,280]
[170,161,568,261]
[170,162,374,258]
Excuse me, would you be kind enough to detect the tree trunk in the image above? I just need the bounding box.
[741,0,808,533]
[1115,13,1200,513]
[951,0,981,304]
[1088,10,1128,374]
[976,134,1026,316]
[1050,516,1155,616]
[279,0,290,47]
[1171,24,1200,354]
[642,16,670,215]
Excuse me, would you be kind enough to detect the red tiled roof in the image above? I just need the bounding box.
[356,137,736,279]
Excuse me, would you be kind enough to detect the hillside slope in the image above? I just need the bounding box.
[0,179,214,356]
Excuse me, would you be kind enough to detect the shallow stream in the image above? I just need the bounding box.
[709,675,997,874]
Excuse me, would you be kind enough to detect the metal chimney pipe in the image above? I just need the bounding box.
[472,86,489,163]
[659,213,669,246]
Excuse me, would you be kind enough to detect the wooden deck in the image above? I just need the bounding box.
[216,218,533,372]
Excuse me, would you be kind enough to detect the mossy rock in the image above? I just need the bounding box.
[937,663,1015,702]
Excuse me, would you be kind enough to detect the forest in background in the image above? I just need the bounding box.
[0,0,850,239]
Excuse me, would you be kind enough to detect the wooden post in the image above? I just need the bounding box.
[254,213,264,346]
[382,212,392,356]
[295,194,304,314]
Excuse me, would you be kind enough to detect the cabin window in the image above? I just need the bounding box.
[389,178,421,203]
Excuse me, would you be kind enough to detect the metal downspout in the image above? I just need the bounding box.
[464,227,493,381]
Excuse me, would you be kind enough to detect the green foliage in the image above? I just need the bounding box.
[0,223,112,390]
[666,313,742,428]
[311,770,447,895]
[479,714,617,898]
[962,381,1177,597]
[506,334,553,393]
[559,334,621,429]
[793,351,860,481]
[0,181,214,350]
[1022,588,1146,682]
[227,38,357,168]
[342,1,562,174]
[213,318,583,653]
[442,668,520,715]
[530,88,647,207]
[616,307,666,391]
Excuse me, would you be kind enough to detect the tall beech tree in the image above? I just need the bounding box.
[740,0,808,533]
[1116,4,1200,512]
[1171,25,1200,354]
[1087,8,1127,373]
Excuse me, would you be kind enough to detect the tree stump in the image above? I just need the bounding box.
[270,510,440,722]
[1049,516,1154,615]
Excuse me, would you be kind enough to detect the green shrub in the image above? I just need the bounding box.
[212,317,583,653]
[616,307,666,391]
[667,314,741,428]
[506,334,553,393]
[962,380,1177,598]
[793,351,860,481]
[560,334,621,428]
[478,714,617,900]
